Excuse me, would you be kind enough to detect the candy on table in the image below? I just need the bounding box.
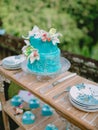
[41,104,53,116]
[29,98,40,109]
[22,111,35,124]
[11,95,23,107]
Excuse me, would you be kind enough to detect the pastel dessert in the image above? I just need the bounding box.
[45,124,58,130]
[22,26,62,75]
[22,111,35,124]
[29,98,40,109]
[41,104,53,116]
[11,95,23,107]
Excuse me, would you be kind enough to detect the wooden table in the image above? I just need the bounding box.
[0,64,98,130]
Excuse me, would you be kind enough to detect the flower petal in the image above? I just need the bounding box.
[24,40,30,45]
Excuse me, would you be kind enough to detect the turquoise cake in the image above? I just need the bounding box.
[22,26,62,75]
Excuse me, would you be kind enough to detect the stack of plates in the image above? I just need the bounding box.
[2,55,26,70]
[69,83,98,112]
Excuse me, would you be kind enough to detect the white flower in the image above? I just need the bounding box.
[52,37,60,45]
[29,50,40,63]
[24,40,30,45]
[28,25,41,38]
[22,45,28,54]
[50,33,62,45]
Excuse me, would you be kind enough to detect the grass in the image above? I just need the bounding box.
[8,82,23,98]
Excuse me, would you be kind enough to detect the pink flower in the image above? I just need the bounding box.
[29,49,40,63]
[47,37,51,42]
[41,33,47,42]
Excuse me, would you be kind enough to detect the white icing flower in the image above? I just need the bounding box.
[52,37,60,45]
[28,25,41,38]
[51,32,62,45]
[29,50,40,63]
[24,40,30,45]
[22,45,28,54]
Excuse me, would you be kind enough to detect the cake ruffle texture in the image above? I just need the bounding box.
[27,48,61,74]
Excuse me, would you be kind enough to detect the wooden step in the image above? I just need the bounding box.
[15,127,22,130]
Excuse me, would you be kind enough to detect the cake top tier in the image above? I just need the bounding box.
[25,25,62,45]
[22,26,62,63]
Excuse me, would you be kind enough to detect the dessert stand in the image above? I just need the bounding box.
[21,57,71,81]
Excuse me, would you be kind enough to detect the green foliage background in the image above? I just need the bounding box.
[0,0,98,60]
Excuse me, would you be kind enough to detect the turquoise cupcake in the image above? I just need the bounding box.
[22,111,35,124]
[41,104,53,116]
[11,95,23,107]
[45,124,58,130]
[29,98,40,109]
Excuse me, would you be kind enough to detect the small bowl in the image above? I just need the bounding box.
[45,124,58,130]
[41,104,53,116]
[11,95,23,107]
[29,98,40,109]
[22,111,35,124]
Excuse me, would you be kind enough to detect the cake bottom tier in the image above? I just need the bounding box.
[27,49,61,75]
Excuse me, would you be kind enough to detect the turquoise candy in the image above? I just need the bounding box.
[41,104,53,116]
[27,36,61,75]
[45,124,58,130]
[22,111,35,124]
[29,98,40,109]
[11,95,23,107]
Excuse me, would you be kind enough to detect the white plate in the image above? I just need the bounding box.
[69,95,98,109]
[2,55,25,66]
[69,97,98,112]
[69,83,98,106]
[2,55,26,70]
[2,64,21,70]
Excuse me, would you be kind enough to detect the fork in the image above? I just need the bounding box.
[53,86,71,99]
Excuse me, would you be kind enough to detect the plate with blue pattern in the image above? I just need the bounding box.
[69,83,98,106]
[69,96,98,112]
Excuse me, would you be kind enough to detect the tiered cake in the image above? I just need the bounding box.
[22,26,62,75]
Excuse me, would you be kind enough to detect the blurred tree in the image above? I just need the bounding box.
[0,0,98,59]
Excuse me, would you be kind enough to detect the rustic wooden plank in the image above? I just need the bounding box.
[0,64,98,130]
[0,92,10,130]
[15,127,22,130]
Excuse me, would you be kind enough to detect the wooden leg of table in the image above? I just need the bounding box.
[0,81,10,130]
